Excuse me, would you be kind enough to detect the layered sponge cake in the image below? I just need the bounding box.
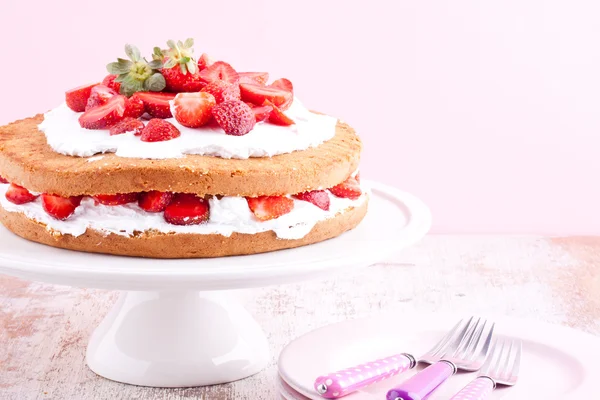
[0,39,367,258]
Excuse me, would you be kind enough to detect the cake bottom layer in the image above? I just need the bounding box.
[0,199,368,258]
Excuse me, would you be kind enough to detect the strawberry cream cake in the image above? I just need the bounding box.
[0,39,367,258]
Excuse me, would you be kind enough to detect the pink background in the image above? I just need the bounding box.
[1,1,599,234]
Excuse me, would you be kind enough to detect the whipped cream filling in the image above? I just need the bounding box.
[39,98,337,160]
[0,184,367,240]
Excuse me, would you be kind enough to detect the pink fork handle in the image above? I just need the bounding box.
[314,353,415,399]
[386,361,456,400]
[449,377,495,400]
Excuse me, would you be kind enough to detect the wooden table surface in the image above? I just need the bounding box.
[1,235,599,399]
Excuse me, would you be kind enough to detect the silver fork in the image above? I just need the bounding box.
[386,317,495,400]
[449,336,521,399]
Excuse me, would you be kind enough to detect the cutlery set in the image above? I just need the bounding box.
[313,317,521,399]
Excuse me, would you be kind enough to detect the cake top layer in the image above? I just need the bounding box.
[0,115,361,197]
[41,38,339,160]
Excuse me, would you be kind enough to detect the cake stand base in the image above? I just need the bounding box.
[86,290,270,387]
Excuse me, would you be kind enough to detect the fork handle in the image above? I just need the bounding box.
[449,377,495,400]
[385,360,456,400]
[313,353,415,398]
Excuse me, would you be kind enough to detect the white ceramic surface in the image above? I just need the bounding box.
[0,181,431,291]
[87,290,270,387]
[278,313,600,399]
[0,181,431,387]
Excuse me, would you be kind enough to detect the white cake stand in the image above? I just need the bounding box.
[0,181,431,388]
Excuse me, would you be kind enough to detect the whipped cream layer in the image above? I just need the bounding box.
[0,184,367,240]
[39,98,337,159]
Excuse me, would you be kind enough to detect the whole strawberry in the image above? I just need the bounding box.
[212,100,255,136]
[154,39,204,92]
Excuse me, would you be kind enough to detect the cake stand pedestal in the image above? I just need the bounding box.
[0,181,431,388]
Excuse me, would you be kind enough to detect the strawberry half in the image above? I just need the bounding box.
[270,78,293,110]
[85,84,117,111]
[0,175,8,184]
[249,104,273,122]
[138,191,174,213]
[5,184,38,205]
[124,96,145,118]
[109,117,145,136]
[133,92,176,119]
[41,194,83,220]
[172,92,216,128]
[270,78,293,92]
[65,83,99,112]
[164,193,210,225]
[293,190,330,211]
[212,100,256,136]
[79,95,126,129]
[140,119,181,142]
[329,177,362,200]
[247,196,294,221]
[93,193,139,206]
[198,61,239,84]
[162,67,205,93]
[201,81,241,104]
[239,72,269,85]
[239,83,293,109]
[102,74,121,93]
[197,53,215,71]
[264,100,295,126]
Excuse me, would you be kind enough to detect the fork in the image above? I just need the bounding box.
[313,318,473,398]
[449,336,521,399]
[386,317,494,400]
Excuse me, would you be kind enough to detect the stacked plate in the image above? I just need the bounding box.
[278,313,600,399]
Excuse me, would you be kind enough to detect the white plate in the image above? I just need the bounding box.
[0,181,431,291]
[278,313,600,399]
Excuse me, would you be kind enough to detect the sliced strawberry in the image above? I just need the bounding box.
[201,81,241,103]
[85,84,117,111]
[329,177,362,200]
[162,67,205,93]
[102,74,121,93]
[198,61,239,84]
[246,196,294,221]
[140,119,181,142]
[164,193,210,225]
[109,118,145,136]
[78,95,126,129]
[124,96,145,118]
[0,175,8,184]
[93,192,139,206]
[197,53,215,71]
[212,100,256,136]
[238,72,269,85]
[138,191,174,213]
[270,78,293,92]
[41,194,83,220]
[293,190,330,211]
[239,83,293,108]
[133,92,176,119]
[172,92,216,128]
[248,103,273,122]
[65,83,99,112]
[264,100,295,126]
[5,184,38,205]
[270,78,293,110]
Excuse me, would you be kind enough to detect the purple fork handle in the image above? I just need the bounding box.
[386,361,455,400]
[449,377,495,400]
[313,353,415,398]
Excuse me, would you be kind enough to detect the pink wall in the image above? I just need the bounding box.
[1,1,599,234]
